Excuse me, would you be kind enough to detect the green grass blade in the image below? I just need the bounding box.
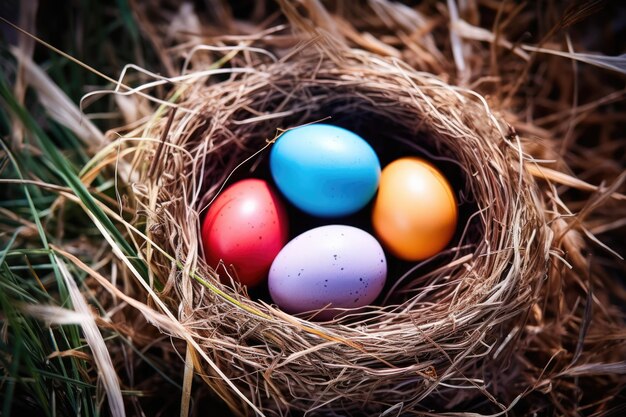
[0,76,150,285]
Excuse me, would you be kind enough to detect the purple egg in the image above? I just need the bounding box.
[268,225,387,320]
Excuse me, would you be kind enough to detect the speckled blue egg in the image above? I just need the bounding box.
[268,225,387,320]
[270,124,381,217]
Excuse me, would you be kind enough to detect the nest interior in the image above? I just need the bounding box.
[135,38,562,416]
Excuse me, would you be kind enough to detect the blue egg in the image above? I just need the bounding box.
[270,124,381,217]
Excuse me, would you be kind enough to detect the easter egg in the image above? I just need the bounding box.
[372,157,458,261]
[268,225,387,320]
[270,124,381,217]
[201,178,289,287]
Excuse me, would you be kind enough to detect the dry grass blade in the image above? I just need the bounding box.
[559,0,606,29]
[22,304,91,326]
[525,163,626,201]
[53,256,125,417]
[10,47,106,146]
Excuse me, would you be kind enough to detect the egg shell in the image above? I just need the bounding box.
[268,225,387,320]
[270,124,381,217]
[201,178,289,287]
[372,157,458,261]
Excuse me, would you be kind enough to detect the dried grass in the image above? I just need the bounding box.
[84,0,626,415]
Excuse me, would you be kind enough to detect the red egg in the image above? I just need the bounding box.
[201,178,289,287]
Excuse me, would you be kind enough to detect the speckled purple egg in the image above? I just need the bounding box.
[268,225,387,320]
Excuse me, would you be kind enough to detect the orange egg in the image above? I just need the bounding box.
[372,157,457,261]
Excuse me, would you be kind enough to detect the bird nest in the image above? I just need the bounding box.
[125,34,570,415]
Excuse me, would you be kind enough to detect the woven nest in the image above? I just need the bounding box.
[136,40,550,414]
[118,5,626,417]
